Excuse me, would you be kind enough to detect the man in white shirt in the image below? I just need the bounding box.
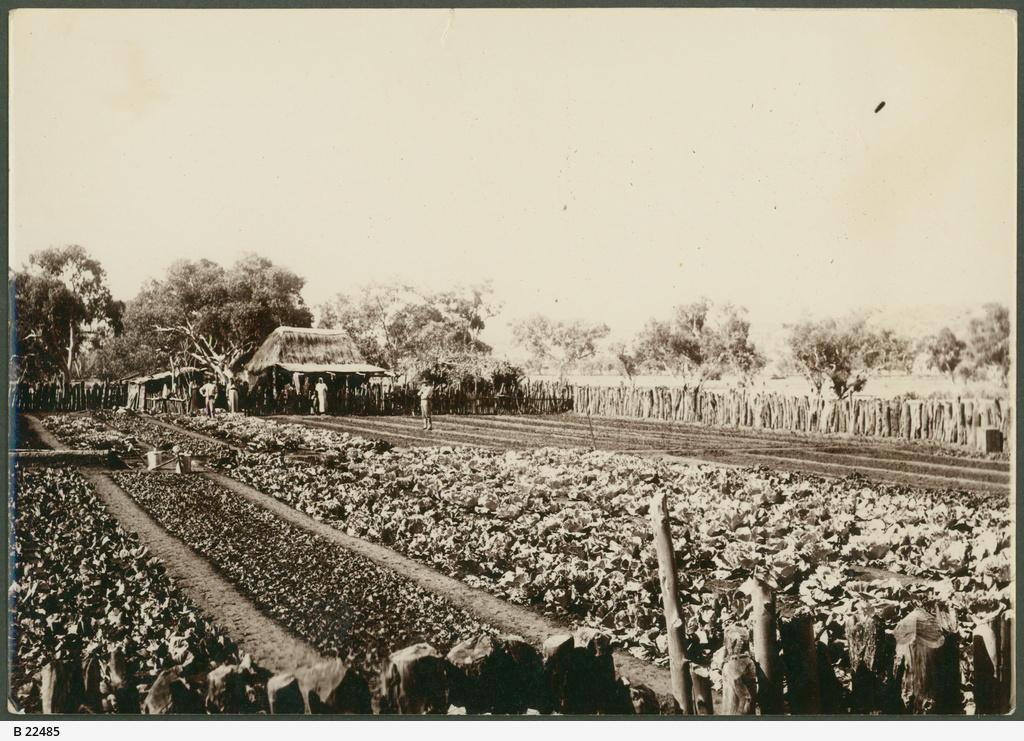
[200,378,218,418]
[418,381,434,430]
[315,377,329,415]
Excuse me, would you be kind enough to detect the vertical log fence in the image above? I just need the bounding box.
[12,381,129,413]
[573,384,1011,452]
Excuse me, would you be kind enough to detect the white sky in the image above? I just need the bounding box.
[8,8,1017,357]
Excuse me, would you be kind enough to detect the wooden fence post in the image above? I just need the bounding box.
[379,643,451,714]
[741,578,783,713]
[846,608,899,713]
[894,608,961,713]
[721,625,758,715]
[973,612,1013,715]
[689,665,714,715]
[648,492,694,714]
[780,614,821,714]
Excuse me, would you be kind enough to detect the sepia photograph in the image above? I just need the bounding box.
[3,3,1018,723]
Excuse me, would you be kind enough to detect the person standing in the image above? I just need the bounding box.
[315,376,328,415]
[200,377,218,418]
[189,381,201,416]
[418,380,434,431]
[238,380,250,415]
[227,377,239,413]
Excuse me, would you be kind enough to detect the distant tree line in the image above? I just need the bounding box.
[10,245,1012,400]
[510,300,1010,399]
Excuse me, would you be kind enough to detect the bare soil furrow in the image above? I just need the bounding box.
[20,415,328,675]
[282,414,1006,493]
[463,414,1010,471]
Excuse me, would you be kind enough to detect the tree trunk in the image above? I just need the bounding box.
[65,323,75,385]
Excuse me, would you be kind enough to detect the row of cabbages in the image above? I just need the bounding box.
[41,414,145,458]
[9,465,264,713]
[222,445,1011,673]
[172,412,390,456]
[113,471,496,677]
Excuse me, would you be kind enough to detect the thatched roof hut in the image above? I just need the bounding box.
[246,326,386,376]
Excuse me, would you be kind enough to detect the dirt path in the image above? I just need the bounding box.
[20,416,329,675]
[281,414,1008,494]
[203,470,675,699]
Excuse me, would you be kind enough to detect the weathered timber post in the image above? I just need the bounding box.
[846,608,899,713]
[572,628,625,713]
[106,648,138,713]
[267,673,305,714]
[296,659,372,714]
[973,612,1013,714]
[893,608,961,714]
[379,643,450,714]
[721,625,758,715]
[143,668,203,714]
[779,614,821,714]
[205,664,248,714]
[38,662,77,714]
[446,634,544,714]
[81,657,103,713]
[648,492,695,714]
[689,665,714,715]
[541,633,574,714]
[740,578,784,713]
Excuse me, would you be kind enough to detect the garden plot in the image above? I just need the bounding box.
[46,412,1013,701]
[9,465,267,714]
[111,471,497,677]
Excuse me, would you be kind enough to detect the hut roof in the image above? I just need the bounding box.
[246,326,386,374]
[122,367,202,384]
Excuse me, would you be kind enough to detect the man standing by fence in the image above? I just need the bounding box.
[419,380,434,430]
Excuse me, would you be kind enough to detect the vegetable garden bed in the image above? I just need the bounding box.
[110,471,497,677]
[9,465,267,713]
[43,411,1013,710]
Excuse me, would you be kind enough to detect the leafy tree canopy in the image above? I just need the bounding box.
[786,315,886,399]
[966,303,1010,381]
[106,254,312,380]
[511,315,610,379]
[632,299,765,384]
[12,246,122,383]
[922,327,966,381]
[319,281,498,382]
